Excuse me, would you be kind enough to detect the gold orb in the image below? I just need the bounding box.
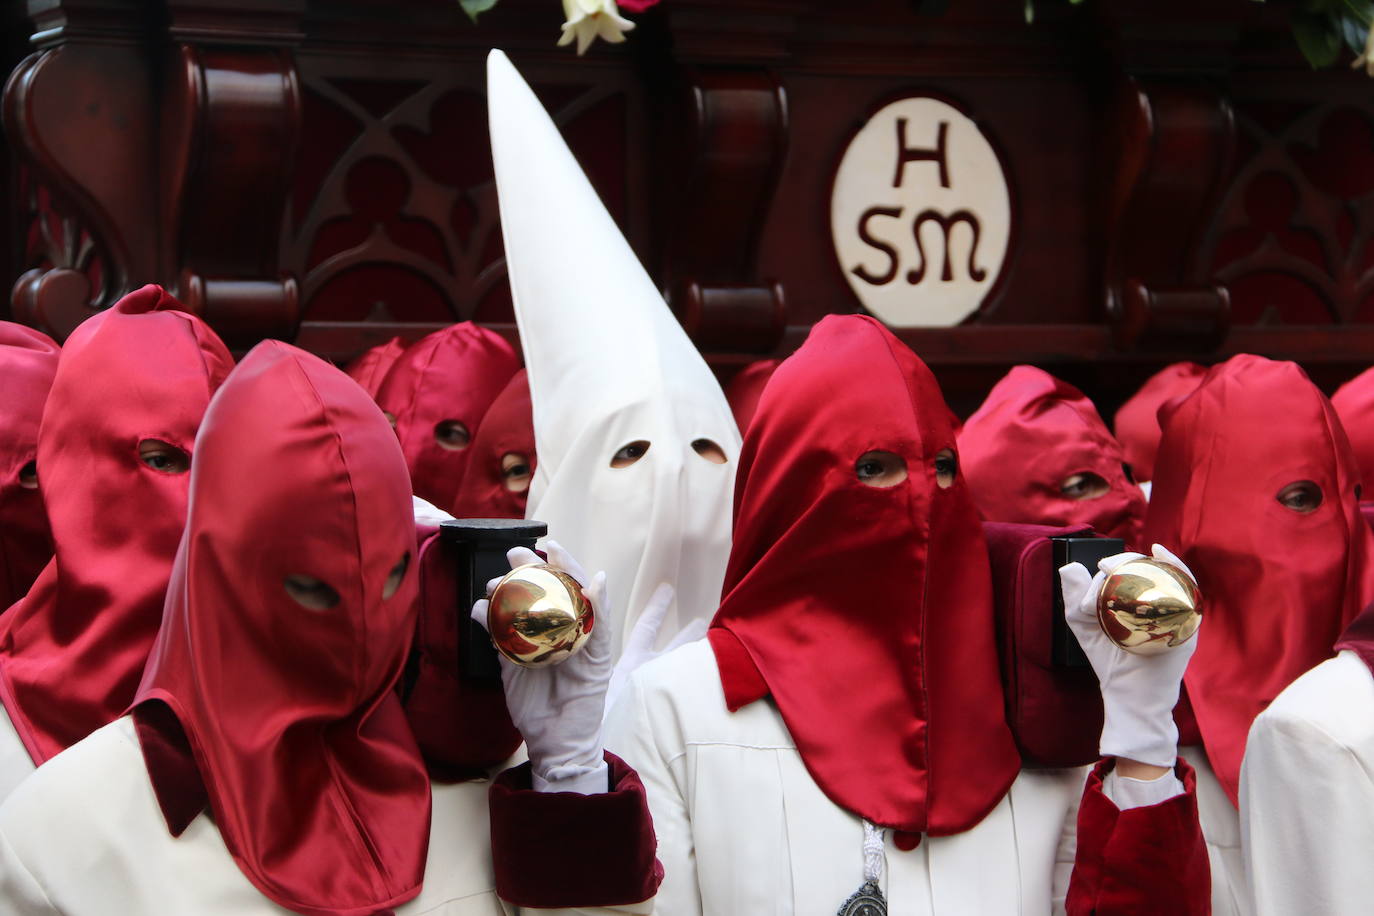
[487,563,594,667]
[1097,557,1202,655]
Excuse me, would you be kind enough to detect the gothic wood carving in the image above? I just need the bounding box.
[1204,102,1374,328]
[282,53,646,362]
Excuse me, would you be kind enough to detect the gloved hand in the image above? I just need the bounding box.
[603,583,707,721]
[1058,543,1200,768]
[411,495,455,527]
[472,539,611,793]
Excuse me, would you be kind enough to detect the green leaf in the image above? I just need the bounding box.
[1025,0,1034,24]
[1346,0,1374,22]
[1292,12,1343,67]
[460,0,499,23]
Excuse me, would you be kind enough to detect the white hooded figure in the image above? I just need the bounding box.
[488,50,742,662]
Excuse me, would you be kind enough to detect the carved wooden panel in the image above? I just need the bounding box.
[1102,79,1233,352]
[160,42,303,348]
[3,28,157,338]
[5,0,1374,412]
[284,52,648,360]
[1204,100,1374,327]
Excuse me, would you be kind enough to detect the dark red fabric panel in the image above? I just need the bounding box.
[983,521,1104,768]
[488,752,662,908]
[706,627,769,712]
[403,530,522,778]
[1066,758,1209,916]
[132,703,206,838]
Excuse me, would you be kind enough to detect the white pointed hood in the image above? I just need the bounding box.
[487,49,740,658]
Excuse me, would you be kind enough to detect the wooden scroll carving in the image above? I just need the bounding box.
[3,0,155,339]
[1104,77,1234,352]
[160,2,304,347]
[665,68,788,354]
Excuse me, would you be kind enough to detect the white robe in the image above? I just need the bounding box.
[604,639,1171,916]
[1241,650,1374,916]
[0,716,652,915]
[1181,744,1248,916]
[0,705,34,803]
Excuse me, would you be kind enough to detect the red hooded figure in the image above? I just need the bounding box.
[709,315,1021,835]
[344,335,407,400]
[1113,362,1207,483]
[0,322,60,610]
[960,365,1147,548]
[0,285,232,769]
[451,368,535,519]
[376,322,521,513]
[724,359,780,435]
[1331,366,1374,490]
[134,341,431,916]
[406,368,533,778]
[1144,354,1374,804]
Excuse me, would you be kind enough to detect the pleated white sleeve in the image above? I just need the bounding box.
[1241,651,1374,916]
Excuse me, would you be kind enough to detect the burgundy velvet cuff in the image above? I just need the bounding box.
[489,751,662,908]
[1066,757,1210,916]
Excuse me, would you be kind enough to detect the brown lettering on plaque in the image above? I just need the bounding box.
[832,97,1011,327]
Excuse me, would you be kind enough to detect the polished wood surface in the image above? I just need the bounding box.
[4,0,1373,416]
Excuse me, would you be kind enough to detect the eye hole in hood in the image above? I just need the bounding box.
[610,440,651,468]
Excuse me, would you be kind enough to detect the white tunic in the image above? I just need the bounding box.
[0,717,652,915]
[604,640,1090,915]
[0,705,34,803]
[1181,745,1248,916]
[1241,650,1374,916]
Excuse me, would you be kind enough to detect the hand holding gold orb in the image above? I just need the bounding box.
[1096,557,1202,655]
[486,563,595,667]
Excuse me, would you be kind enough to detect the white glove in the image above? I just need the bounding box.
[412,495,456,527]
[603,583,707,721]
[1058,543,1200,768]
[471,539,611,794]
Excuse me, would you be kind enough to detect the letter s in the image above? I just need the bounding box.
[850,206,903,286]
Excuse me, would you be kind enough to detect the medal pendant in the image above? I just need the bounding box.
[837,879,888,916]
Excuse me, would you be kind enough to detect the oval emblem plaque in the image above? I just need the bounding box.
[831,96,1012,327]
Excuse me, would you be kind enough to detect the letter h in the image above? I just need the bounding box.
[893,119,950,190]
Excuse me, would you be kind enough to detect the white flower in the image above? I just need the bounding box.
[558,0,635,56]
[1352,22,1374,77]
